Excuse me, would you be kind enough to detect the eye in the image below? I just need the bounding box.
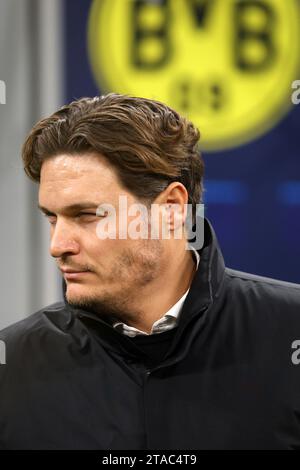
[77,213,106,222]
[96,208,109,217]
[42,212,104,225]
[43,214,56,225]
[78,212,101,219]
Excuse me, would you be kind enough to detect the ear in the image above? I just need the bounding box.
[158,182,189,232]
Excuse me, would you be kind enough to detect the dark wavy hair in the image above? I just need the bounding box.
[22,93,204,224]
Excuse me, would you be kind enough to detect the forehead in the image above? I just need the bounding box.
[38,153,133,214]
[40,153,117,186]
[39,153,122,201]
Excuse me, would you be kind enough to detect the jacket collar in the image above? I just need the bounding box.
[179,216,226,324]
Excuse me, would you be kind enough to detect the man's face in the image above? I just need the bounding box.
[38,153,165,323]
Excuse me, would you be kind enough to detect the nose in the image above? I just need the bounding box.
[50,218,80,258]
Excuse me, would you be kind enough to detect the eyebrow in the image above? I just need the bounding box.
[37,202,99,216]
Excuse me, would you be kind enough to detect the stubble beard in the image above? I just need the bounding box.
[65,239,164,326]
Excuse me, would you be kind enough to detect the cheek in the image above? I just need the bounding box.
[87,237,122,266]
[91,217,149,262]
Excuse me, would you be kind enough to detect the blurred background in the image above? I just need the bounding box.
[0,0,299,329]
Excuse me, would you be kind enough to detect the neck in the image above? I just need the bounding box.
[124,243,197,334]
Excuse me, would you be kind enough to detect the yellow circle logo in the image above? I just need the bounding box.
[88,0,300,151]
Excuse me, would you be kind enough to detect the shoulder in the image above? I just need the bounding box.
[0,301,79,370]
[0,301,70,341]
[224,267,300,314]
[225,267,300,294]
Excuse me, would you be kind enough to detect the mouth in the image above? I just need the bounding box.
[63,271,91,280]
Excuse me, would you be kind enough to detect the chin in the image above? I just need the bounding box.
[66,282,102,302]
[66,284,91,300]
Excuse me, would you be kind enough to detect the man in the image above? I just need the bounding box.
[0,93,300,450]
